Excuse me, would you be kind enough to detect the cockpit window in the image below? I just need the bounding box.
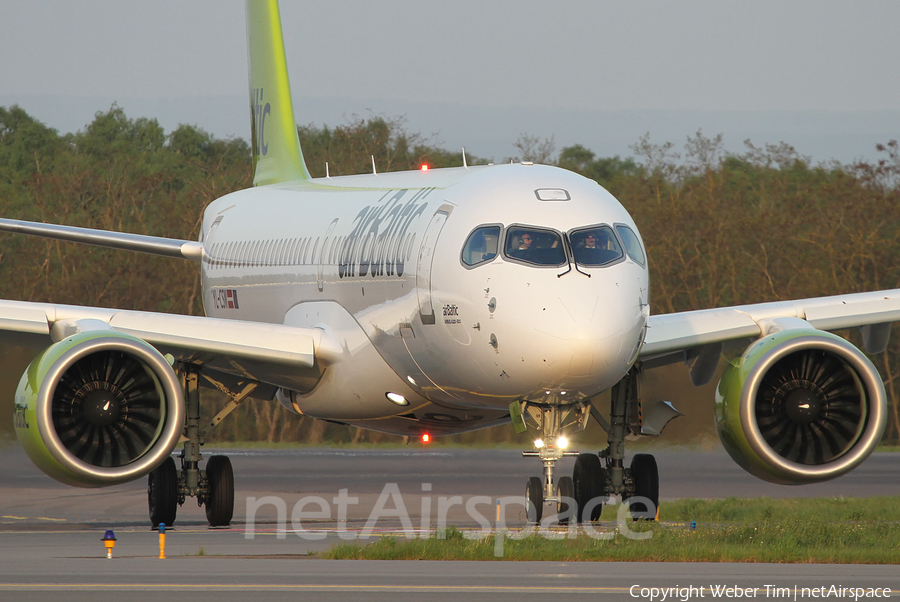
[615,224,646,266]
[504,226,566,266]
[570,225,624,266]
[461,225,500,267]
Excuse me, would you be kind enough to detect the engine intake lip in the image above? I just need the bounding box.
[35,335,184,485]
[739,334,887,482]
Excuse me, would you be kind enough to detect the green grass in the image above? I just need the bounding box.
[661,496,900,524]
[320,498,900,563]
[875,445,900,452]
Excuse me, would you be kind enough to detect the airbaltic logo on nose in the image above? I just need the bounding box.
[251,87,271,157]
[443,304,460,325]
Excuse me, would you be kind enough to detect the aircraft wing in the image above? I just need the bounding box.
[0,218,204,261]
[641,288,900,372]
[0,299,327,396]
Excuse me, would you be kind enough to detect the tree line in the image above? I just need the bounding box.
[0,105,898,446]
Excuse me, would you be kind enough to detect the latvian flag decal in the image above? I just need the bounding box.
[212,288,240,310]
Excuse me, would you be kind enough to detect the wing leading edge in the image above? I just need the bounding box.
[0,299,328,395]
[641,288,900,364]
[0,218,203,261]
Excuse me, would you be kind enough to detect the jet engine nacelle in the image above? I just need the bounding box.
[715,327,887,485]
[13,330,184,487]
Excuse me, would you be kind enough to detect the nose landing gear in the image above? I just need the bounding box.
[518,399,589,523]
[517,368,677,524]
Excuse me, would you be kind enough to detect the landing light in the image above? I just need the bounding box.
[386,392,409,406]
[557,436,569,449]
[534,438,544,449]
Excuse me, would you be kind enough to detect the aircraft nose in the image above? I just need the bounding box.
[560,295,624,375]
[530,292,644,384]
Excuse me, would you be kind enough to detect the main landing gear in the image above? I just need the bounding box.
[518,368,678,524]
[148,364,257,528]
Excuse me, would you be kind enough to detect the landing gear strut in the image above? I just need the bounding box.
[582,368,661,521]
[147,363,256,527]
[518,398,588,523]
[518,367,671,524]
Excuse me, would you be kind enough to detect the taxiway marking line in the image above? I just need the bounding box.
[2,583,896,594]
[0,583,629,592]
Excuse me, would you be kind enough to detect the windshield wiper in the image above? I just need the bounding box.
[557,234,590,278]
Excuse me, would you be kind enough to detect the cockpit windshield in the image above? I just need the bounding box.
[461,225,500,267]
[569,225,624,266]
[462,222,641,270]
[504,226,566,266]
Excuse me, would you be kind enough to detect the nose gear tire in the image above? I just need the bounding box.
[526,476,544,524]
[557,475,574,525]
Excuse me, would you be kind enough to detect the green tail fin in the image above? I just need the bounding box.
[245,0,310,185]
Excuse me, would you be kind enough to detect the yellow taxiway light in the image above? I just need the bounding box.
[158,523,166,559]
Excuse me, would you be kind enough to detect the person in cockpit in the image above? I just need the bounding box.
[574,228,620,265]
[507,231,535,260]
[517,232,534,251]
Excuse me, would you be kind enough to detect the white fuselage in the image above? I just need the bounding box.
[199,163,649,431]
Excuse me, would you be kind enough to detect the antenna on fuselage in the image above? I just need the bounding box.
[325,162,330,178]
[462,147,468,169]
[371,155,377,175]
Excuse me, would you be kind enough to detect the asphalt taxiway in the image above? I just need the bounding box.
[0,545,897,601]
[3,446,898,528]
[1,446,898,600]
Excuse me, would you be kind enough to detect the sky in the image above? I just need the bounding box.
[2,0,899,164]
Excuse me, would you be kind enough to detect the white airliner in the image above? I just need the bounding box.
[2,0,899,527]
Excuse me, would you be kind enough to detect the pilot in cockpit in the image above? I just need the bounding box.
[582,232,599,249]
[517,232,534,251]
[507,231,534,260]
[574,228,620,265]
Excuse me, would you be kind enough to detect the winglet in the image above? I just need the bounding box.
[246,0,311,185]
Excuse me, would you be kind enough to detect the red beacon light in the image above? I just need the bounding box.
[420,164,429,171]
[421,433,431,443]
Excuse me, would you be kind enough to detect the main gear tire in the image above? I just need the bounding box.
[205,455,234,527]
[148,456,178,527]
[628,453,659,521]
[573,453,604,523]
